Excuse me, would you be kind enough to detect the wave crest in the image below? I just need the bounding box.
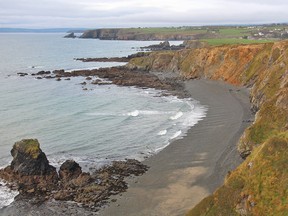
[170,112,183,120]
[157,130,167,136]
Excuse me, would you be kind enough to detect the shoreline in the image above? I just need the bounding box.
[98,79,253,216]
[1,70,253,215]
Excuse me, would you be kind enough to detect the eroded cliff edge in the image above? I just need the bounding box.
[80,28,211,40]
[127,41,288,215]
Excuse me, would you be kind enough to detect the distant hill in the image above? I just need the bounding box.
[0,28,87,33]
[80,24,288,40]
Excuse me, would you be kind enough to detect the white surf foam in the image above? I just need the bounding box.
[157,130,167,136]
[0,180,19,209]
[128,110,140,117]
[127,110,173,117]
[170,112,183,120]
[155,142,170,153]
[86,110,171,117]
[170,130,182,140]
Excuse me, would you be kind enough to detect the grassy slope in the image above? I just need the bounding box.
[201,38,273,46]
[86,26,263,40]
[121,27,207,35]
[128,40,288,215]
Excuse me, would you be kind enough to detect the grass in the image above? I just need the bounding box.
[201,38,273,46]
[14,139,41,159]
[120,27,207,35]
[218,28,248,37]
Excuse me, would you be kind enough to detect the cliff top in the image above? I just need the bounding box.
[80,25,288,41]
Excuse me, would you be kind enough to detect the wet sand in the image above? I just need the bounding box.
[99,79,253,216]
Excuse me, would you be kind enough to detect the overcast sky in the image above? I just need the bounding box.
[0,0,287,28]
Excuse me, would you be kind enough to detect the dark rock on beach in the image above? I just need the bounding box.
[59,160,82,181]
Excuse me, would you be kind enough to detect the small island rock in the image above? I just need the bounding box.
[64,32,76,38]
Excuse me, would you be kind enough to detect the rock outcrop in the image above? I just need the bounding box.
[0,139,149,211]
[75,52,149,62]
[10,139,56,176]
[64,32,76,38]
[59,160,82,181]
[80,28,211,40]
[28,66,187,97]
[127,40,288,216]
[0,139,58,194]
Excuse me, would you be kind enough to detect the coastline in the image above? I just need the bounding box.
[99,79,253,216]
[0,74,253,215]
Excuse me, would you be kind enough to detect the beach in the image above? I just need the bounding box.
[0,78,253,216]
[99,79,253,216]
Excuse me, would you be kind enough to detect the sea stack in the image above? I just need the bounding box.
[0,139,59,193]
[10,139,56,176]
[64,32,76,38]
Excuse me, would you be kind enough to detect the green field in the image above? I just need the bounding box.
[202,38,274,46]
[218,28,248,37]
[83,24,288,43]
[122,27,207,35]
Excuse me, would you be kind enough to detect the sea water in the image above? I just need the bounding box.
[0,33,207,208]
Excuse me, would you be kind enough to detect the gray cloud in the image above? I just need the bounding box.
[0,0,287,28]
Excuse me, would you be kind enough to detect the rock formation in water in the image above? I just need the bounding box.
[0,139,149,210]
[64,32,76,38]
[0,139,58,194]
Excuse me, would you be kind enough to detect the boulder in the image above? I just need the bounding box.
[59,160,82,181]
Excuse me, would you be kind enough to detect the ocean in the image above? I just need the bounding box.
[0,33,207,208]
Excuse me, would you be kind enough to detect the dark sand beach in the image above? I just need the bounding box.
[99,79,253,216]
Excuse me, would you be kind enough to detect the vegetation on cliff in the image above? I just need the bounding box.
[80,24,288,41]
[128,40,288,215]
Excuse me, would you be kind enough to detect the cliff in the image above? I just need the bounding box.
[80,28,213,40]
[127,41,288,215]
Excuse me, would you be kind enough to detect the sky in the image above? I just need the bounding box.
[0,0,287,29]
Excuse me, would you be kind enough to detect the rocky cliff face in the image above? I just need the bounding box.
[128,41,288,215]
[80,29,209,40]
